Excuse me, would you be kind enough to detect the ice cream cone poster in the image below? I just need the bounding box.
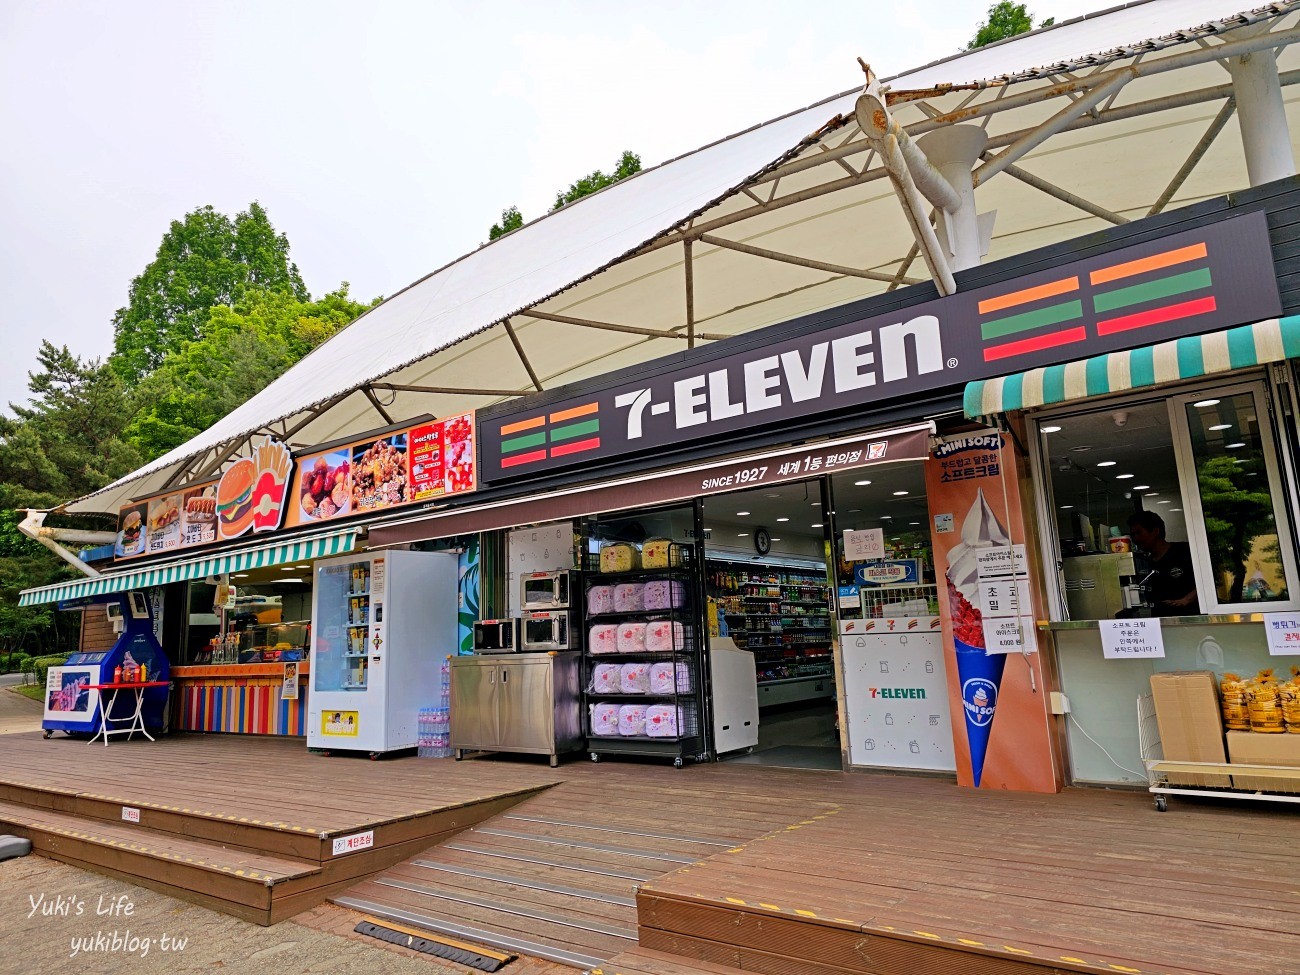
[925,431,1060,793]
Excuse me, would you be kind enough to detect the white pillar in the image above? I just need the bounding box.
[1228,42,1295,186]
[917,125,989,272]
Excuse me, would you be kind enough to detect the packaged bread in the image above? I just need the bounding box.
[588,624,619,654]
[1249,669,1284,732]
[1281,667,1300,733]
[617,704,648,736]
[641,538,673,569]
[616,622,647,653]
[590,702,619,736]
[591,664,621,694]
[645,704,680,738]
[600,542,640,573]
[587,585,614,616]
[1220,672,1252,731]
[613,583,645,612]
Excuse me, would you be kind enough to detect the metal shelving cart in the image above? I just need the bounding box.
[584,542,708,767]
[1137,693,1300,811]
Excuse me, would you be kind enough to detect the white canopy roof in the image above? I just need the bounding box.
[69,0,1300,515]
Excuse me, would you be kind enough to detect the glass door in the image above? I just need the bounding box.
[1171,382,1300,613]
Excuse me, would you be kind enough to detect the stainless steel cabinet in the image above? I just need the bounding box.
[449,652,583,766]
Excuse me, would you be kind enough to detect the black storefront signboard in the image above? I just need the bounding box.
[480,211,1279,483]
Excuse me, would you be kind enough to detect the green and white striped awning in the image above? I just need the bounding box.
[964,316,1300,419]
[18,528,358,607]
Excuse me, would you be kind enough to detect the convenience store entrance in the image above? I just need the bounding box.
[705,460,957,775]
[704,479,839,770]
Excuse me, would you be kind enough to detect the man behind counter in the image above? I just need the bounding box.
[1126,510,1201,616]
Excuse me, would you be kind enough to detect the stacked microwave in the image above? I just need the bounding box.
[473,570,577,652]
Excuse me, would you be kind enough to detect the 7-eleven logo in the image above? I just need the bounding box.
[498,402,601,469]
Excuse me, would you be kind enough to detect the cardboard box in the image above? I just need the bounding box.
[1149,672,1231,788]
[1226,730,1300,792]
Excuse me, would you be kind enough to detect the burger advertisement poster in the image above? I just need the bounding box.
[923,431,1059,793]
[113,418,480,560]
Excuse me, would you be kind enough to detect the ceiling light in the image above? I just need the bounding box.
[777,517,789,523]
[848,508,861,514]
[279,577,304,584]
[893,490,908,496]
[769,538,782,542]
[1209,423,1232,431]
[880,515,893,520]
[1040,425,1062,434]
[280,566,299,571]
[1157,500,1171,504]
[1194,399,1220,408]
[233,573,249,579]
[811,523,823,529]
[1133,485,1149,490]
[811,501,821,506]
[736,511,750,516]
[1097,461,1116,467]
[764,494,781,499]
[891,536,901,541]
[1226,442,1246,449]
[909,522,920,526]
[1145,492,1159,497]
[1116,474,1134,479]
[1170,508,1182,512]
[737,533,749,537]
[854,479,872,486]
[1060,505,1074,509]
[1069,445,1092,452]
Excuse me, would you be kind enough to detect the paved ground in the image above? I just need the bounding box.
[0,684,42,735]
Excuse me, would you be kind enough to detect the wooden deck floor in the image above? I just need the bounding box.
[2,731,1297,974]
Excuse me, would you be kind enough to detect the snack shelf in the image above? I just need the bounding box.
[585,536,707,767]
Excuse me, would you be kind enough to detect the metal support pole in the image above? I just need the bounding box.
[1226,31,1295,186]
[917,126,989,271]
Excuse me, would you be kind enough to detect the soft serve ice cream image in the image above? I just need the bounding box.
[945,487,1010,787]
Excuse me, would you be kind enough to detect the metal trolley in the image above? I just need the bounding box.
[1137,693,1300,811]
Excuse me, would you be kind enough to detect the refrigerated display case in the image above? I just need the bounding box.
[308,549,458,756]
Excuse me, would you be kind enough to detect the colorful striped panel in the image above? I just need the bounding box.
[176,678,306,736]
[497,401,603,468]
[1089,242,1208,285]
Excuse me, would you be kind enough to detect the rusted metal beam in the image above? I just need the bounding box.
[522,308,728,342]
[503,319,544,391]
[1149,96,1237,216]
[363,386,394,426]
[698,232,924,285]
[371,382,528,397]
[684,239,696,350]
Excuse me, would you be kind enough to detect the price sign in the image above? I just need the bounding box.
[982,616,1037,655]
[1263,612,1300,656]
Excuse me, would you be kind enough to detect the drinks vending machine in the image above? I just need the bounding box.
[308,550,458,756]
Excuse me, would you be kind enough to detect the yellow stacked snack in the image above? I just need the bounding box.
[1220,672,1252,731]
[641,538,673,569]
[599,542,641,573]
[1281,667,1300,734]
[1248,669,1285,734]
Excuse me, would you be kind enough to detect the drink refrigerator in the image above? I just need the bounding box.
[308,550,458,755]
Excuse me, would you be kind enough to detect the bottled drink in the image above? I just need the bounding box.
[113,665,122,684]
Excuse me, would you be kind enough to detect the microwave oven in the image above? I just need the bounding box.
[473,618,519,653]
[520,610,573,651]
[519,569,574,610]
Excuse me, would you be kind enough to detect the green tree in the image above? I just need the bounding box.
[967,2,1053,49]
[1197,455,1278,602]
[487,150,642,240]
[551,150,642,211]
[111,202,308,382]
[0,347,142,657]
[488,206,524,241]
[126,285,378,460]
[0,342,141,498]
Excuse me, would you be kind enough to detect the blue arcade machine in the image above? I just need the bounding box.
[42,591,171,738]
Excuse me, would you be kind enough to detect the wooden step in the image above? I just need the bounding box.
[0,798,319,925]
[593,947,766,975]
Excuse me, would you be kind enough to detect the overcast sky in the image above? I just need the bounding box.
[1,0,1101,410]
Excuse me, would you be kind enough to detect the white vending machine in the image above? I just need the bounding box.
[308,549,458,756]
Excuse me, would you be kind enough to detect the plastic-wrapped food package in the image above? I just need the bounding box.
[645,704,680,737]
[589,624,619,654]
[592,663,622,694]
[590,702,620,736]
[600,543,640,573]
[641,538,673,569]
[613,583,645,612]
[643,579,685,610]
[619,662,650,693]
[617,622,647,653]
[644,620,684,653]
[649,661,692,694]
[618,704,648,736]
[587,585,614,616]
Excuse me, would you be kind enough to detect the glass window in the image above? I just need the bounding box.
[1035,379,1300,619]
